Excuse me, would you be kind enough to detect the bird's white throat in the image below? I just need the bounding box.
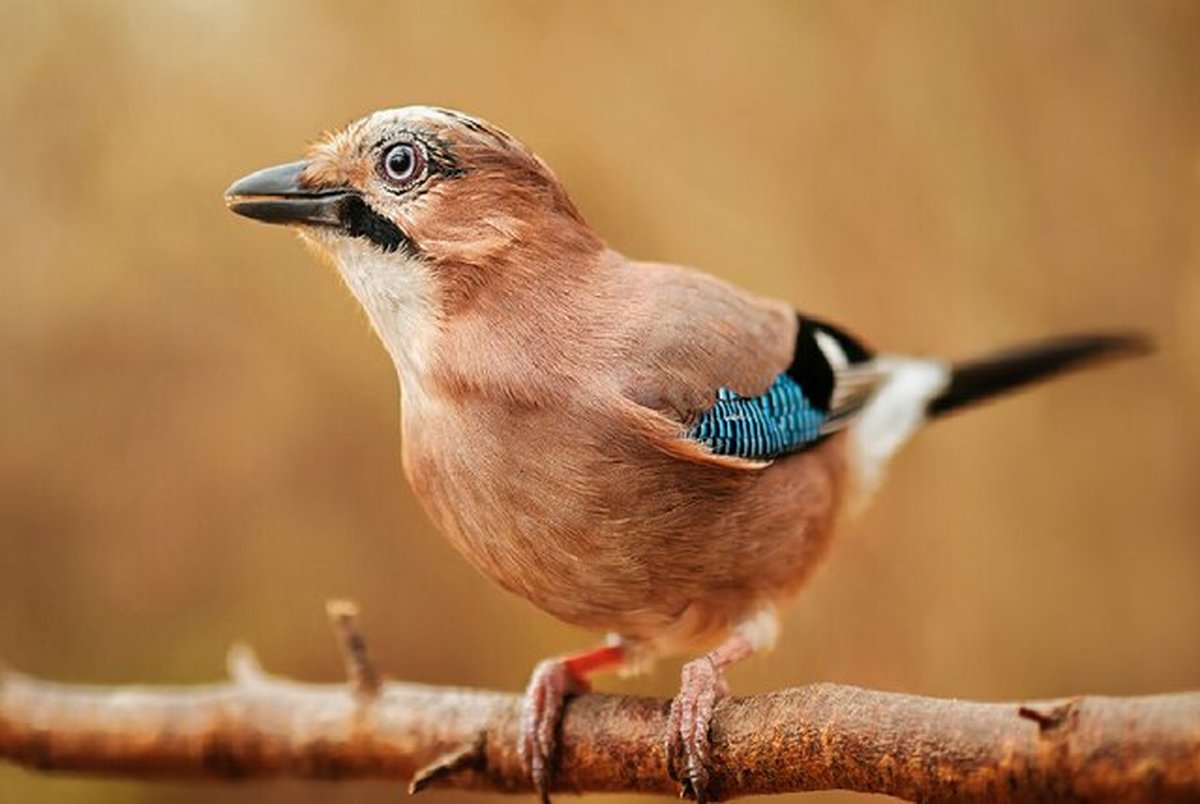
[311,235,441,405]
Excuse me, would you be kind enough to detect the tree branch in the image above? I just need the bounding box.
[2,610,1197,802]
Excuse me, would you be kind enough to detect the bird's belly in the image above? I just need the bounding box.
[402,406,850,651]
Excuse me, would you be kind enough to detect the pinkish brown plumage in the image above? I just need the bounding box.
[226,105,1147,802]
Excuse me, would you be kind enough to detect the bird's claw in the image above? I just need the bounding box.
[665,656,727,803]
[520,658,586,804]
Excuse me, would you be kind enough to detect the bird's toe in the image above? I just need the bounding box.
[665,656,723,802]
[519,658,585,804]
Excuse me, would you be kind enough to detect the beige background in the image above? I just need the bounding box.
[1,2,1198,803]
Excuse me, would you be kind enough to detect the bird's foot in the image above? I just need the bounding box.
[519,657,590,804]
[665,655,729,803]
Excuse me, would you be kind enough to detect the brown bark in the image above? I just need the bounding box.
[3,647,1198,802]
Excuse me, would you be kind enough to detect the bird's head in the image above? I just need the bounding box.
[225,106,602,376]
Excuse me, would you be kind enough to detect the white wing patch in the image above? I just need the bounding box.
[814,329,849,370]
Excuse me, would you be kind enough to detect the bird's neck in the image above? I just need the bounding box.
[420,246,623,404]
[326,233,614,413]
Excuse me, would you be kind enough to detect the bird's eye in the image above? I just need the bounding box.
[380,142,425,187]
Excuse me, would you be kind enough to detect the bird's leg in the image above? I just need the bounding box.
[520,640,628,803]
[666,612,778,803]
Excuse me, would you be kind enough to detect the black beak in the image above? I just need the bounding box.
[224,160,354,227]
[225,160,413,254]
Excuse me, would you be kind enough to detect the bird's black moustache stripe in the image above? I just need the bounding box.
[339,195,416,255]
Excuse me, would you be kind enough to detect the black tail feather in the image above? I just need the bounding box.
[926,332,1151,418]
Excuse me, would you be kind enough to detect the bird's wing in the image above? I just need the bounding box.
[685,315,878,461]
[612,261,877,466]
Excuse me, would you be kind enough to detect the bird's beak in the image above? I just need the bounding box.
[224,160,354,227]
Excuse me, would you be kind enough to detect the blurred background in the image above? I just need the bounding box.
[1,1,1197,802]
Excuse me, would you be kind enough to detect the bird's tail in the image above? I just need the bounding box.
[847,331,1149,504]
[926,333,1151,419]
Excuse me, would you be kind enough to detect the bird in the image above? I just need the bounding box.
[225,105,1147,802]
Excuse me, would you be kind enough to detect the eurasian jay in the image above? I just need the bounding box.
[225,106,1146,802]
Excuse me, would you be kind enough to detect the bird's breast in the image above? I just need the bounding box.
[398,393,852,653]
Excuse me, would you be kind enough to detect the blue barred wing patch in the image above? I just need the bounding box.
[687,373,826,459]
